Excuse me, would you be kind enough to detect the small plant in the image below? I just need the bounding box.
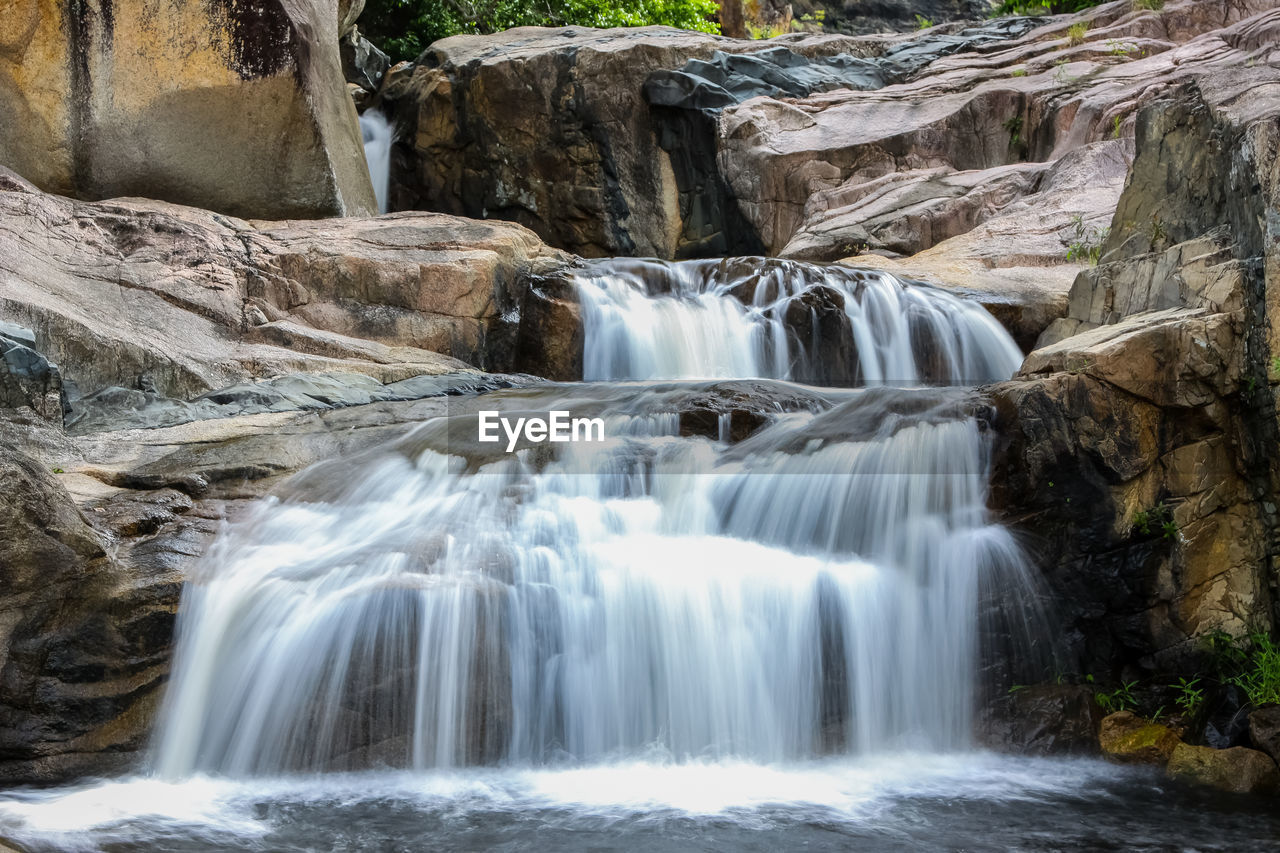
[1106,38,1138,57]
[1150,215,1167,244]
[1131,0,1164,10]
[915,14,933,29]
[1067,22,1089,46]
[1131,501,1174,537]
[1270,354,1280,375]
[1064,214,1108,265]
[1003,115,1025,148]
[1009,683,1029,694]
[748,22,790,39]
[1111,115,1123,138]
[51,466,64,474]
[1010,68,1028,77]
[1174,676,1205,716]
[1096,680,1139,714]
[1231,634,1280,707]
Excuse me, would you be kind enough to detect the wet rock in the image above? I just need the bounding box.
[978,684,1102,756]
[1248,706,1280,763]
[0,0,375,218]
[1099,711,1183,765]
[1165,743,1280,794]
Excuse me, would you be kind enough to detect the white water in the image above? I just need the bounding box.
[149,261,1036,779]
[360,111,393,214]
[576,259,1023,384]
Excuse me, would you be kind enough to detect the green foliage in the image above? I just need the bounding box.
[1064,214,1108,265]
[361,0,720,62]
[1131,0,1164,10]
[50,466,64,474]
[1174,676,1204,716]
[1003,115,1024,148]
[1111,114,1122,138]
[748,21,790,39]
[1230,634,1280,707]
[1130,501,1176,538]
[915,14,933,29]
[991,0,1104,16]
[1010,68,1028,77]
[1106,38,1138,57]
[1096,680,1138,714]
[1066,22,1089,46]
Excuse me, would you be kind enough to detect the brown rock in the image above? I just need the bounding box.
[0,0,375,219]
[1166,743,1280,794]
[1099,711,1183,765]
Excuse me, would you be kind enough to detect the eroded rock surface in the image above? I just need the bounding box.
[0,168,570,402]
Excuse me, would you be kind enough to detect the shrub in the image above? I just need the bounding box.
[991,0,1104,15]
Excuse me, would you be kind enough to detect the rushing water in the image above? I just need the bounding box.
[359,111,393,215]
[3,261,1274,851]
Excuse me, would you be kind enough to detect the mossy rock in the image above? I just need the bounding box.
[1099,711,1182,765]
[1166,743,1280,794]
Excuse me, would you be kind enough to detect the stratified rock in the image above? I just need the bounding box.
[1248,705,1280,763]
[1099,711,1182,765]
[0,0,375,218]
[0,169,570,402]
[988,64,1280,675]
[1166,743,1280,794]
[723,1,1277,256]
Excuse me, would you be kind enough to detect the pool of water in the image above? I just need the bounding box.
[2,754,1276,852]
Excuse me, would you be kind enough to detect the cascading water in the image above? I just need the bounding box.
[10,260,1279,852]
[151,260,1036,777]
[359,111,393,215]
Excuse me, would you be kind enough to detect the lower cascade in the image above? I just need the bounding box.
[153,261,1038,777]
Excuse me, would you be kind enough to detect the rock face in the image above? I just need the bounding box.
[0,0,376,219]
[988,63,1280,676]
[385,25,898,257]
[1248,705,1280,763]
[977,684,1102,756]
[1166,743,1280,794]
[0,322,64,423]
[0,167,570,402]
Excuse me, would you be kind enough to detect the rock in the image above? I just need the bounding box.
[1166,743,1280,794]
[978,685,1103,756]
[1248,705,1280,762]
[1099,711,1183,765]
[342,27,391,94]
[0,171,570,402]
[987,61,1280,677]
[721,1,1278,257]
[386,25,896,258]
[790,0,992,36]
[0,327,65,423]
[0,0,375,218]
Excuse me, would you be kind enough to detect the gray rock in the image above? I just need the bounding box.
[1248,705,1280,763]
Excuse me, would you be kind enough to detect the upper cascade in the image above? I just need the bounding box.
[573,259,1023,386]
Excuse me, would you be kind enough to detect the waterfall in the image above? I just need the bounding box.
[575,259,1023,385]
[360,111,393,215]
[152,261,1039,778]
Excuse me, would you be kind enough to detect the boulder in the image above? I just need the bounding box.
[0,0,375,219]
[1099,711,1183,765]
[385,25,898,258]
[1248,705,1280,763]
[1166,743,1280,794]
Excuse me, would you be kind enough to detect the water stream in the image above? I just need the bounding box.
[360,111,393,215]
[2,261,1277,851]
